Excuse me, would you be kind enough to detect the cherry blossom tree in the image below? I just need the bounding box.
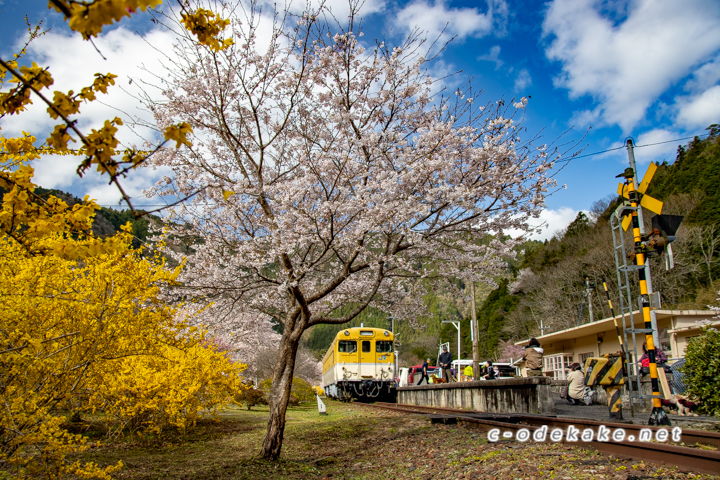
[146,1,559,459]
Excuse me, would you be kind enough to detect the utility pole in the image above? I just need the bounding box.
[626,140,661,348]
[585,277,594,323]
[470,281,480,381]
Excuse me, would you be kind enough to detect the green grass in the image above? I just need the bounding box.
[56,402,720,480]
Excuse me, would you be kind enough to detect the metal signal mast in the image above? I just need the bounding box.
[611,138,670,426]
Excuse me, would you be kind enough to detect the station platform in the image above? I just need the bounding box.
[396,376,561,415]
[398,378,719,425]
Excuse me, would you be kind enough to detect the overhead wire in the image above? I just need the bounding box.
[555,132,711,165]
[94,132,714,208]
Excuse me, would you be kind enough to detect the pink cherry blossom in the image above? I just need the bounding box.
[145,1,559,460]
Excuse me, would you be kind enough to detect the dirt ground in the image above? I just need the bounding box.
[70,401,720,480]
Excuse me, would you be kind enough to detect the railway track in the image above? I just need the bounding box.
[360,402,720,475]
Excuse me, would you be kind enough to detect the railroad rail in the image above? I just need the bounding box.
[361,402,720,475]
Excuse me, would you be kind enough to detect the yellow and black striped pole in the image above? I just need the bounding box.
[600,276,626,357]
[626,179,670,426]
[600,275,633,417]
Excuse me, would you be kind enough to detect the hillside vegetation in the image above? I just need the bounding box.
[474,126,720,357]
[307,126,720,364]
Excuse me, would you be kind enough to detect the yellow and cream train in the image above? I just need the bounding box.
[322,327,395,401]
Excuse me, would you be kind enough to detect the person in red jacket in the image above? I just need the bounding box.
[638,342,668,376]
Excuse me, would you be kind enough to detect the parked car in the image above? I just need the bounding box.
[398,365,441,386]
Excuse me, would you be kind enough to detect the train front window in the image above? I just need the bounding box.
[376,341,393,353]
[338,341,357,353]
[362,340,371,353]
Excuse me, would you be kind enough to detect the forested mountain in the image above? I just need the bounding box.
[468,126,720,358]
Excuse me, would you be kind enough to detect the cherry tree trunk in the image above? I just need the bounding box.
[261,332,300,460]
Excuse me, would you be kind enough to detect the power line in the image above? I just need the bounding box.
[563,145,625,161]
[634,134,708,148]
[556,131,711,164]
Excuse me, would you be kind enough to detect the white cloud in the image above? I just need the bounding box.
[507,207,580,241]
[632,128,680,165]
[1,27,177,144]
[683,57,720,93]
[477,45,503,70]
[283,0,386,19]
[514,69,531,92]
[84,169,172,206]
[28,150,175,208]
[543,0,720,133]
[31,155,79,190]
[1,26,182,208]
[395,0,508,44]
[676,85,720,129]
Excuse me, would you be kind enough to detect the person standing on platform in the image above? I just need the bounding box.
[439,347,454,382]
[418,358,431,385]
[463,364,474,381]
[523,338,544,377]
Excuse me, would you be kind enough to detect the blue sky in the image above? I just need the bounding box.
[1,0,719,239]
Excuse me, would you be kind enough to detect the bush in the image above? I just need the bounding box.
[89,340,244,435]
[0,227,178,478]
[235,387,267,410]
[683,326,720,417]
[260,376,316,405]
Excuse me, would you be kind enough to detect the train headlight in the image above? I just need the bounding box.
[344,330,350,336]
[384,331,389,336]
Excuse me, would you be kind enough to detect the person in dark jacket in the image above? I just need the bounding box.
[418,358,431,385]
[439,347,454,382]
[483,360,497,380]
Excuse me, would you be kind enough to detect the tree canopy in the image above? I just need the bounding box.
[144,1,560,460]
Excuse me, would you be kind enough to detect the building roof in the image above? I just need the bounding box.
[514,309,717,346]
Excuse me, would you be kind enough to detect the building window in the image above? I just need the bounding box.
[543,353,574,380]
[579,352,594,365]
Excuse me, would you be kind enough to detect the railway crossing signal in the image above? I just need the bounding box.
[616,162,663,231]
[616,139,671,426]
[650,214,684,269]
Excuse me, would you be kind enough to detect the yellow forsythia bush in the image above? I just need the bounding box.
[0,228,177,478]
[89,339,244,435]
[0,151,244,477]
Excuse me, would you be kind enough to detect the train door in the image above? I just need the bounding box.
[375,339,394,380]
[337,339,358,380]
[359,339,374,378]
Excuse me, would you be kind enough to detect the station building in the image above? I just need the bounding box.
[514,309,718,379]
